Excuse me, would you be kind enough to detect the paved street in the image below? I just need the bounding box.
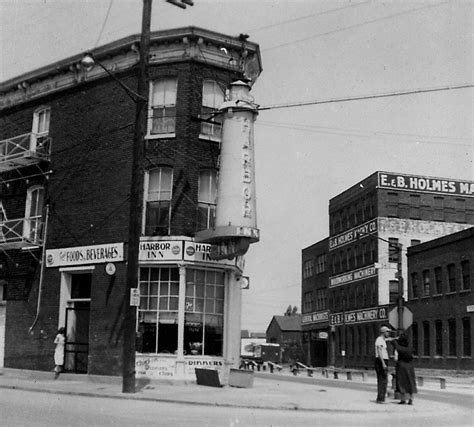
[0,367,472,426]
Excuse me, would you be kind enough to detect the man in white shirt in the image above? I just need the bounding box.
[375,325,393,403]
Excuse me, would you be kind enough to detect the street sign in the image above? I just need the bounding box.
[130,288,140,307]
[388,306,413,330]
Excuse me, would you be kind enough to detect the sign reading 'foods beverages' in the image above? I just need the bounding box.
[378,172,474,197]
[46,243,124,267]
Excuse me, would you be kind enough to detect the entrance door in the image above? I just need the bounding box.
[312,340,328,367]
[65,302,90,373]
[64,272,91,373]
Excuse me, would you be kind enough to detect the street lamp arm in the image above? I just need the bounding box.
[81,53,147,103]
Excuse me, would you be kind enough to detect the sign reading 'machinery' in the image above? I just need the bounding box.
[330,306,388,326]
[329,265,377,288]
[378,172,474,197]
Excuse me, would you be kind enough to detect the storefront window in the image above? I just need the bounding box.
[184,269,224,356]
[137,267,179,354]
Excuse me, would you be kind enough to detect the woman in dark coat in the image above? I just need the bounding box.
[393,333,417,404]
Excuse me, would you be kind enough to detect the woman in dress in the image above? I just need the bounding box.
[54,327,66,379]
[393,333,417,404]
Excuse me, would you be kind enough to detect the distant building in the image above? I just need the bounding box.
[301,238,329,367]
[317,171,473,368]
[266,315,302,363]
[406,227,473,370]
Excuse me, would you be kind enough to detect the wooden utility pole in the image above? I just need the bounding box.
[122,0,151,394]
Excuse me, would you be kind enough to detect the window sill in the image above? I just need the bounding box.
[433,294,443,298]
[199,134,221,143]
[446,291,457,296]
[145,133,176,140]
[460,289,471,294]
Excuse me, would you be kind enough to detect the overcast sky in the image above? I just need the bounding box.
[1,0,472,332]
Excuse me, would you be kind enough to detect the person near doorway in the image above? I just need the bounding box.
[53,327,66,379]
[374,325,394,403]
[393,333,417,405]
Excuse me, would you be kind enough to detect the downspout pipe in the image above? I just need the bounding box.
[28,204,50,334]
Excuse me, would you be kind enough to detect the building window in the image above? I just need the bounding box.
[389,280,398,304]
[197,169,217,231]
[316,254,326,274]
[185,269,224,356]
[422,270,430,297]
[303,259,314,278]
[462,317,471,357]
[410,272,419,299]
[423,321,430,356]
[448,318,456,356]
[144,167,173,236]
[200,80,225,139]
[387,192,398,217]
[461,260,470,291]
[149,78,177,135]
[388,238,399,263]
[31,106,51,150]
[435,320,443,356]
[138,267,180,354]
[455,199,466,223]
[433,196,444,221]
[370,240,376,263]
[447,263,456,293]
[412,323,418,356]
[303,291,313,313]
[409,195,420,219]
[434,267,443,294]
[347,248,353,270]
[23,186,44,242]
[315,289,326,310]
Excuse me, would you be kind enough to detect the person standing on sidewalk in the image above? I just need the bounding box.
[374,325,393,403]
[393,333,417,405]
[53,327,66,379]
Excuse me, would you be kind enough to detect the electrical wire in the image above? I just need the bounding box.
[263,1,448,52]
[247,0,372,33]
[93,0,115,49]
[258,83,474,111]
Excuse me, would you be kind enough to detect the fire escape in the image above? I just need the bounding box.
[0,131,51,250]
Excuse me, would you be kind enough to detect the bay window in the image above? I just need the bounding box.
[200,80,224,139]
[197,169,217,231]
[149,78,177,135]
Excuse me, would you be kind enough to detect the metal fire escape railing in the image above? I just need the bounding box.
[0,133,51,172]
[0,216,44,249]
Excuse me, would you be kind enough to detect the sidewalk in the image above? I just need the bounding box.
[0,366,472,415]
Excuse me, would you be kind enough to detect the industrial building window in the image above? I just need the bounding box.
[144,167,173,236]
[24,186,44,243]
[410,272,419,299]
[435,320,443,356]
[31,106,51,150]
[303,259,314,278]
[370,240,376,263]
[462,317,471,357]
[433,197,444,221]
[461,261,470,291]
[303,291,313,313]
[412,323,418,356]
[448,318,456,356]
[138,267,180,354]
[409,195,420,219]
[388,238,399,263]
[387,192,398,217]
[316,254,326,274]
[455,199,466,223]
[184,269,224,356]
[200,80,224,139]
[316,289,326,310]
[447,264,456,293]
[149,78,177,135]
[389,280,398,304]
[347,248,353,270]
[422,270,430,297]
[422,321,430,356]
[434,267,443,294]
[197,169,217,231]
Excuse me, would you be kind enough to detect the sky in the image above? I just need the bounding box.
[1,0,473,332]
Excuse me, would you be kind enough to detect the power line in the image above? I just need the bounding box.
[258,83,474,111]
[263,1,448,52]
[246,0,372,33]
[94,0,115,48]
